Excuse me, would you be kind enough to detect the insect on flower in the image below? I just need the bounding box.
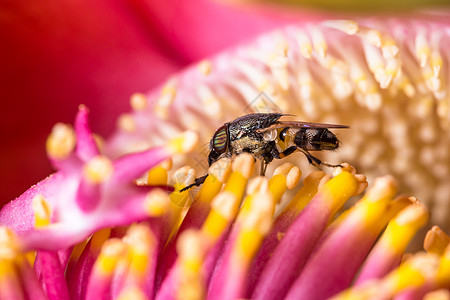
[181,113,348,191]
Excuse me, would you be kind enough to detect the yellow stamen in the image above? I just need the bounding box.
[333,163,368,196]
[0,227,19,258]
[123,224,154,283]
[380,204,428,254]
[323,20,359,35]
[381,37,399,59]
[358,27,382,47]
[294,29,312,59]
[197,60,212,76]
[130,93,148,111]
[424,289,450,300]
[424,226,450,256]
[223,153,254,201]
[166,131,198,155]
[193,157,232,208]
[176,230,206,300]
[281,171,328,216]
[32,194,51,228]
[144,188,170,217]
[437,244,450,287]
[310,26,327,59]
[83,156,113,184]
[94,238,126,276]
[117,287,148,300]
[383,253,439,295]
[118,113,137,132]
[147,158,172,186]
[320,171,359,216]
[430,50,443,78]
[155,79,177,120]
[202,191,239,244]
[415,29,430,67]
[234,179,274,261]
[46,123,76,159]
[272,162,301,189]
[170,166,195,207]
[196,84,222,118]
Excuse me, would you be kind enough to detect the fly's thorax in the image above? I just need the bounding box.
[229,135,270,159]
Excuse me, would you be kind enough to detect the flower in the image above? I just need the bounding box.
[107,16,450,235]
[1,12,450,300]
[1,145,449,299]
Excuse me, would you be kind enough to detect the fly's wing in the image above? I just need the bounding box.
[256,121,349,133]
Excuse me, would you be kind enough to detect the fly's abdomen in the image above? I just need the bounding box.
[294,128,340,151]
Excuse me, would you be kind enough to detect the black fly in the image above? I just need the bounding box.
[180,113,348,192]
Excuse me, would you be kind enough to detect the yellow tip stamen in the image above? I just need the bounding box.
[176,230,206,300]
[155,80,177,120]
[383,253,439,295]
[0,227,19,258]
[147,158,172,186]
[415,29,430,68]
[323,20,359,35]
[123,224,154,280]
[310,26,327,59]
[381,204,429,254]
[209,157,231,184]
[224,153,254,201]
[273,163,301,190]
[282,171,328,216]
[294,29,312,59]
[94,238,126,276]
[197,60,212,76]
[424,289,450,300]
[32,194,52,228]
[364,175,398,203]
[130,93,148,111]
[166,131,199,155]
[117,113,137,132]
[145,188,170,217]
[321,171,359,215]
[437,244,450,286]
[235,180,274,261]
[46,123,76,159]
[202,191,239,242]
[83,156,113,184]
[117,287,148,300]
[424,226,450,255]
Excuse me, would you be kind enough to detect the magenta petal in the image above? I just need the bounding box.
[0,174,58,231]
[74,106,100,162]
[110,146,168,184]
[35,250,70,300]
[15,257,47,300]
[252,198,330,300]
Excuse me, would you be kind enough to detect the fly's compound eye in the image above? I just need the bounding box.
[211,124,228,153]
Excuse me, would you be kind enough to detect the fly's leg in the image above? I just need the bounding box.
[279,146,297,158]
[260,141,279,176]
[179,174,208,192]
[260,159,268,176]
[298,149,343,169]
